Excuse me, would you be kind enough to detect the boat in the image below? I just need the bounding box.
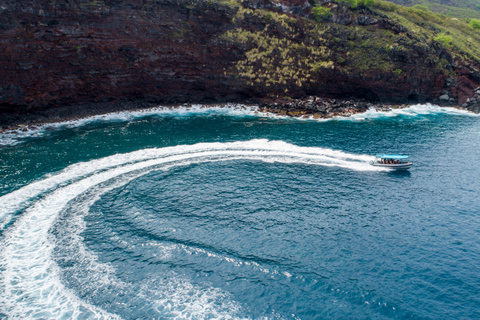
[369,154,412,169]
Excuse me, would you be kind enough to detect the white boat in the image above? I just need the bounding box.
[370,154,412,169]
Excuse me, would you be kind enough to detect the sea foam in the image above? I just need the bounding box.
[0,139,383,318]
[0,103,476,146]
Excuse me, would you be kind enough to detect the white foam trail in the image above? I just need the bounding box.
[53,167,246,319]
[1,103,476,146]
[0,140,380,229]
[0,169,131,319]
[0,139,383,318]
[139,276,245,320]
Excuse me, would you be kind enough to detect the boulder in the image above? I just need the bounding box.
[358,16,378,25]
[439,94,450,101]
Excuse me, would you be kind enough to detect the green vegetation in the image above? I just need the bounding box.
[222,27,333,87]
[470,18,480,29]
[424,3,480,20]
[435,33,453,46]
[344,26,410,73]
[207,0,241,6]
[311,6,332,21]
[381,0,480,19]
[214,0,480,92]
[412,4,430,11]
[373,0,397,11]
[334,0,375,8]
[354,0,375,8]
[372,0,480,62]
[311,0,375,22]
[222,8,336,88]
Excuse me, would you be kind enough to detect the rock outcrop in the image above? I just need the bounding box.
[461,87,480,113]
[0,0,479,124]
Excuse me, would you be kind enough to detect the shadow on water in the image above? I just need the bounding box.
[386,170,412,178]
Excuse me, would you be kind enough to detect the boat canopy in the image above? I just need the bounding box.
[375,154,409,159]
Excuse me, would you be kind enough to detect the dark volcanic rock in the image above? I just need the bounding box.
[460,87,480,113]
[0,0,479,124]
[259,96,371,118]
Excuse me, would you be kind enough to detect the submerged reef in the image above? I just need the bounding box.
[0,0,480,124]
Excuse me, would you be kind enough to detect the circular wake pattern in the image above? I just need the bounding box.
[0,139,377,319]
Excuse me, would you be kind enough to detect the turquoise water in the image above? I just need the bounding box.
[0,105,479,319]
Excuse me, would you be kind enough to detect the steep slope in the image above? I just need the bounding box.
[385,0,480,19]
[0,0,479,123]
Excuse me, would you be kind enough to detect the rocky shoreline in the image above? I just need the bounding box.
[459,87,480,113]
[259,95,479,118]
[0,96,477,135]
[259,96,385,118]
[0,99,160,129]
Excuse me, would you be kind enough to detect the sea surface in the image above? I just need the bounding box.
[0,104,479,319]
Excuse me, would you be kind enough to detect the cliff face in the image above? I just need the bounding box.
[0,0,479,123]
[0,0,242,114]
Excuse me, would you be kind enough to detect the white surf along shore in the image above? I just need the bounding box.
[0,103,476,147]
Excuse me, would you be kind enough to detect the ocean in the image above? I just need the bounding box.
[0,104,479,319]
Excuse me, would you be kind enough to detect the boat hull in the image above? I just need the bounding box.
[370,162,412,169]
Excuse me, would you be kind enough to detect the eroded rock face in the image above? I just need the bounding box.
[0,0,245,122]
[0,0,479,123]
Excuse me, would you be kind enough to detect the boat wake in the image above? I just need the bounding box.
[0,139,380,319]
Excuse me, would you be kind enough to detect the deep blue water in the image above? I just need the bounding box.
[0,105,479,319]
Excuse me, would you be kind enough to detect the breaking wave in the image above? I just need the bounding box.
[0,103,476,146]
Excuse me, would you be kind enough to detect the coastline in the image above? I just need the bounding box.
[0,97,476,136]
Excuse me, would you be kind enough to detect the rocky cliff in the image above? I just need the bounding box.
[0,0,479,124]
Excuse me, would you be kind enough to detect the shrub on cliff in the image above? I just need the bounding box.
[354,0,375,8]
[311,6,332,21]
[470,18,480,29]
[435,33,453,46]
[340,0,374,9]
